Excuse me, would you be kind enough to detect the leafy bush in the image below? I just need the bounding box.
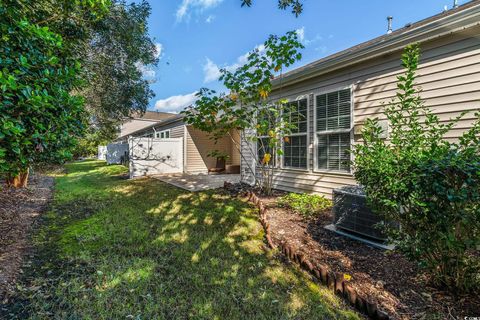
[277,193,332,217]
[352,43,480,293]
[0,3,86,186]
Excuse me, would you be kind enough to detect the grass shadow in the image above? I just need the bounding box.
[1,160,359,320]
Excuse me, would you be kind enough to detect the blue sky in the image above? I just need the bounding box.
[143,0,469,113]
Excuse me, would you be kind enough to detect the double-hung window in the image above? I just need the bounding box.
[155,129,170,139]
[283,99,308,170]
[316,88,352,173]
[257,108,276,166]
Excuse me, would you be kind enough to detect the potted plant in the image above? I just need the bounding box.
[207,150,229,173]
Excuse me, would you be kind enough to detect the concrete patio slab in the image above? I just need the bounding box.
[152,173,241,191]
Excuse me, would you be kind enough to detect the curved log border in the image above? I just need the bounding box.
[246,190,390,320]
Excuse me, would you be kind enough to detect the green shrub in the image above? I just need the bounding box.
[277,193,332,217]
[352,43,480,293]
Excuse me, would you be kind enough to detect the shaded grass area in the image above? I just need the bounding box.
[2,161,359,319]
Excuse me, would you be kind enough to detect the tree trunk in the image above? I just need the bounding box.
[6,170,29,188]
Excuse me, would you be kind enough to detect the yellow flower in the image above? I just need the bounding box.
[262,153,272,164]
[268,130,275,138]
[230,93,238,101]
[259,89,269,100]
[284,136,290,143]
[343,274,352,281]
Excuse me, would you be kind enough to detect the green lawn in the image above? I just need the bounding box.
[5,161,359,319]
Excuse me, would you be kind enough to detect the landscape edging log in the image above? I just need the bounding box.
[244,190,391,320]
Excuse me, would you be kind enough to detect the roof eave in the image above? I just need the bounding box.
[272,5,480,89]
[116,115,185,141]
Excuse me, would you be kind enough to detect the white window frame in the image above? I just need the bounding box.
[155,129,171,139]
[281,97,309,171]
[256,107,277,168]
[313,86,354,175]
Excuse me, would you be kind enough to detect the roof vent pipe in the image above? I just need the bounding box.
[453,0,459,9]
[387,16,393,34]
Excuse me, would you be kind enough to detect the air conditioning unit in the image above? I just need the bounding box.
[332,185,388,242]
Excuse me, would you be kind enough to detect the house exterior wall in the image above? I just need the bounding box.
[127,119,239,174]
[242,26,480,198]
[152,120,185,139]
[230,129,241,166]
[185,126,233,173]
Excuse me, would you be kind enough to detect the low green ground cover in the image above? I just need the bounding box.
[278,193,332,218]
[3,161,358,319]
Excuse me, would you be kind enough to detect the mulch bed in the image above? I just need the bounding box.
[252,193,479,319]
[0,174,54,303]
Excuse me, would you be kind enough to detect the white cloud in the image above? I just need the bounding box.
[205,15,215,23]
[176,0,223,22]
[202,44,266,83]
[154,43,163,59]
[154,91,199,113]
[135,42,163,80]
[135,62,156,79]
[203,58,222,83]
[296,26,323,46]
[296,27,305,43]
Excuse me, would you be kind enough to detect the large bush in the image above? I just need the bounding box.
[0,4,86,186]
[352,44,480,292]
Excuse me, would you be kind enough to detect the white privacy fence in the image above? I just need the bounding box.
[129,137,184,178]
[106,143,129,165]
[98,145,107,161]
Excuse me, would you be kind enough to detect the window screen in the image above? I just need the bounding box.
[285,99,308,134]
[317,132,350,172]
[316,89,352,173]
[283,99,308,169]
[316,89,351,132]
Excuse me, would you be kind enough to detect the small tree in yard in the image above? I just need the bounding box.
[352,43,480,293]
[182,31,304,195]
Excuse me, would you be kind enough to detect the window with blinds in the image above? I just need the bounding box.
[283,99,308,169]
[316,89,352,172]
[316,89,351,131]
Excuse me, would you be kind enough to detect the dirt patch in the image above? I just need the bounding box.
[0,175,54,302]
[255,195,479,319]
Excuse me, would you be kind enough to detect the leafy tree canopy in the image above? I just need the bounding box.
[81,0,158,139]
[241,0,303,16]
[31,0,158,141]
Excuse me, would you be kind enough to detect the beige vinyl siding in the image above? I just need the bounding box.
[230,129,241,165]
[185,126,233,173]
[155,121,185,138]
[243,25,480,198]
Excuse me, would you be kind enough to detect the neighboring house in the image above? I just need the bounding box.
[123,114,241,174]
[242,1,480,198]
[117,110,177,142]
